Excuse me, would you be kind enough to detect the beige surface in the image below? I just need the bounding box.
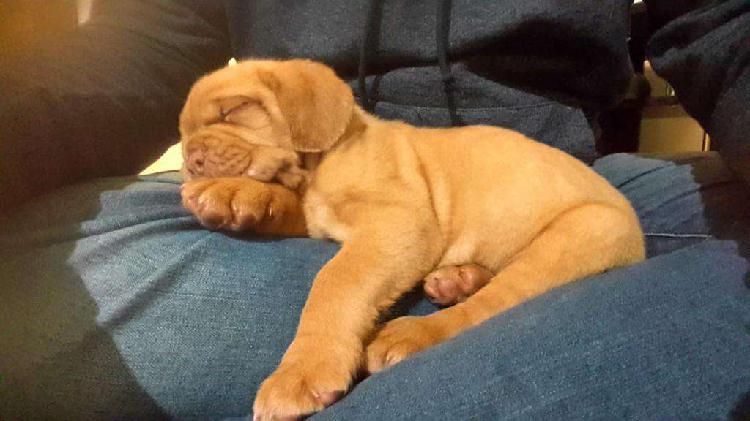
[140,143,183,174]
[639,62,707,154]
[639,117,705,153]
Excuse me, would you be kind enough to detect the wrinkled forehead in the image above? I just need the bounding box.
[179,63,272,135]
[184,123,282,149]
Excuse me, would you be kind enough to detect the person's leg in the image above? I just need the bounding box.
[0,173,340,419]
[4,152,749,419]
[314,152,750,420]
[593,152,750,256]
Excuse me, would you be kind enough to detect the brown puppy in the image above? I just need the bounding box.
[179,59,645,420]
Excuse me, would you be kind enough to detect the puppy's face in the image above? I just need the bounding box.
[179,60,354,189]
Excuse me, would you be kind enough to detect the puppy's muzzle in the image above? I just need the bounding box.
[183,131,306,190]
[183,134,252,179]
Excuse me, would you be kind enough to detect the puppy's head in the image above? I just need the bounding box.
[179,59,354,189]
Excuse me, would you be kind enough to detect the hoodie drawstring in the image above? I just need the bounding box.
[358,0,383,113]
[358,0,461,125]
[436,0,462,126]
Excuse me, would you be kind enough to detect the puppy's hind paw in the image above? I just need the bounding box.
[423,264,493,306]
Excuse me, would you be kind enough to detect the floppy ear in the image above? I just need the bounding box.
[256,60,354,152]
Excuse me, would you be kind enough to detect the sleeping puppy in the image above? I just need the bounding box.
[178,59,645,420]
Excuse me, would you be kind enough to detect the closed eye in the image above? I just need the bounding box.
[221,101,271,129]
[220,105,241,121]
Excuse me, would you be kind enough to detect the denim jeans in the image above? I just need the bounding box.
[1,153,749,420]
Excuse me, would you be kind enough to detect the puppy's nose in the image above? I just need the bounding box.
[186,149,205,175]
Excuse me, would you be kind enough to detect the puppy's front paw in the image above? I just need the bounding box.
[423,264,493,306]
[181,178,273,231]
[366,316,446,373]
[253,356,352,420]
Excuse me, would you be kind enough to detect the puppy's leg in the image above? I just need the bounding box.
[253,217,442,420]
[181,177,307,236]
[423,264,493,306]
[367,203,644,372]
